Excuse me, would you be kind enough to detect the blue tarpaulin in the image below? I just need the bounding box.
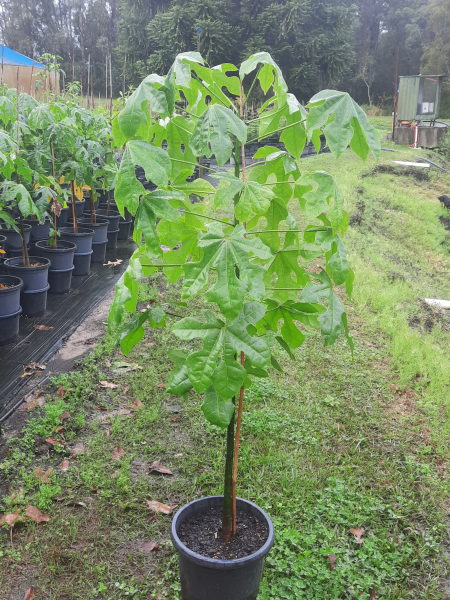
[0,45,44,69]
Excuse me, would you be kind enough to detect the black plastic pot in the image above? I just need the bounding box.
[77,218,108,243]
[48,266,74,294]
[35,240,76,271]
[0,223,31,249]
[83,198,100,214]
[0,275,23,316]
[24,218,51,241]
[87,209,121,232]
[59,227,94,253]
[106,229,119,250]
[4,257,51,292]
[118,218,132,240]
[0,307,22,345]
[21,284,49,317]
[171,496,274,600]
[56,207,69,229]
[0,234,6,274]
[66,199,86,219]
[5,246,30,259]
[73,251,93,276]
[99,201,133,222]
[91,240,107,263]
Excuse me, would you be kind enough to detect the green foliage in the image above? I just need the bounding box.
[109,52,380,498]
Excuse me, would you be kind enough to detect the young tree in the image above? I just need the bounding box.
[109,51,380,539]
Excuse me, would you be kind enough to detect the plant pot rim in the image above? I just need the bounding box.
[23,217,51,224]
[0,275,23,292]
[1,223,32,231]
[78,217,109,226]
[4,257,51,271]
[59,227,94,237]
[0,234,6,241]
[170,495,274,570]
[66,198,86,203]
[35,240,77,252]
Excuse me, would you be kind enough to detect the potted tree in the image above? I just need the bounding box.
[88,53,384,598]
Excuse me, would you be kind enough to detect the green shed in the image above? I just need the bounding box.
[397,75,444,122]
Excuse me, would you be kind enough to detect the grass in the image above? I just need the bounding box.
[1,125,450,598]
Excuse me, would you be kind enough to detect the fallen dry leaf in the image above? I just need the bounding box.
[99,381,118,389]
[197,469,208,473]
[57,385,66,398]
[327,553,336,571]
[111,471,118,478]
[0,509,24,527]
[25,505,50,523]
[96,405,107,411]
[150,460,173,476]
[131,398,143,410]
[7,487,25,505]
[139,540,160,553]
[25,362,46,370]
[112,446,125,461]
[55,426,64,433]
[157,383,165,388]
[349,527,365,545]
[33,325,53,331]
[23,587,34,600]
[34,467,53,484]
[20,372,36,378]
[45,437,58,446]
[370,590,376,600]
[106,426,112,436]
[123,386,130,394]
[175,453,183,457]
[105,358,111,367]
[59,411,71,421]
[106,259,123,267]
[60,460,70,471]
[71,442,85,457]
[146,500,175,515]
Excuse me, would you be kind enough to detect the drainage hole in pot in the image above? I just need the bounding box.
[177,507,268,560]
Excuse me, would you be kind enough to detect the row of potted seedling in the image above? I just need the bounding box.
[0,187,133,346]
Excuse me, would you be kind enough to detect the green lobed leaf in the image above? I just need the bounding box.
[306,90,381,160]
[201,386,234,429]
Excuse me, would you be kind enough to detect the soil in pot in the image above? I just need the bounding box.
[177,507,269,561]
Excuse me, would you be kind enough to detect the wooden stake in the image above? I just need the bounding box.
[54,54,57,100]
[70,181,78,233]
[87,54,90,109]
[123,53,126,96]
[51,141,57,249]
[109,54,113,117]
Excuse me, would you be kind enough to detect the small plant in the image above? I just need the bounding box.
[108,51,380,545]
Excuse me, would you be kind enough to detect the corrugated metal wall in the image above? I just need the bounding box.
[397,77,420,121]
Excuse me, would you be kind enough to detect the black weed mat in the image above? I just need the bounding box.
[0,239,135,414]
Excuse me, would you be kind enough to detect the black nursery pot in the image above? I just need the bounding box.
[171,496,274,600]
[73,251,93,276]
[99,201,133,222]
[78,217,109,243]
[118,217,132,240]
[0,223,31,249]
[83,198,99,213]
[4,257,50,292]
[91,240,107,263]
[20,284,50,317]
[48,266,74,294]
[56,207,69,229]
[0,307,22,345]
[59,227,94,253]
[23,217,51,241]
[106,229,119,250]
[35,240,76,271]
[89,209,121,232]
[0,275,23,316]
[66,199,86,219]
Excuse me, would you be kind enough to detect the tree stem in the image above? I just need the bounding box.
[221,408,235,542]
[71,180,78,233]
[232,351,245,536]
[90,189,96,224]
[19,215,30,267]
